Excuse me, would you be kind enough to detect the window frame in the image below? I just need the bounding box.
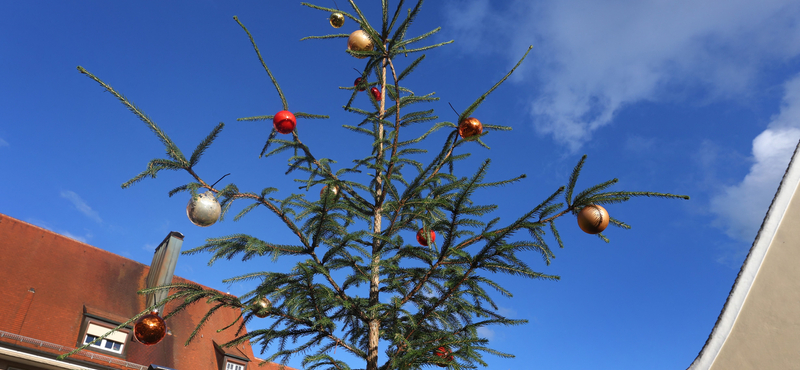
[223,358,247,370]
[78,317,131,358]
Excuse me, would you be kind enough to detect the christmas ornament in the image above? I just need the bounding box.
[458,117,483,139]
[320,185,340,200]
[273,110,296,134]
[434,346,454,367]
[347,30,373,58]
[252,297,271,319]
[133,311,167,346]
[370,87,381,101]
[416,228,436,246]
[329,12,345,28]
[354,77,366,92]
[186,191,221,227]
[577,204,609,234]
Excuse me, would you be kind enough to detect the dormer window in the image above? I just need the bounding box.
[81,321,130,356]
[224,359,245,370]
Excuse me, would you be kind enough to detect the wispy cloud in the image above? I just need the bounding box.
[62,231,90,243]
[0,137,8,147]
[26,218,93,244]
[710,74,800,242]
[444,0,800,151]
[60,190,102,223]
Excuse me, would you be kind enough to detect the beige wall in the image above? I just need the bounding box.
[709,179,800,369]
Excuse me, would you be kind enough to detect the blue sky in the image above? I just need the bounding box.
[2,1,800,369]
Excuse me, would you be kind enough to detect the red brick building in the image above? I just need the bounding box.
[0,213,295,370]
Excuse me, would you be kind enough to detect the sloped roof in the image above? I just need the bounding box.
[689,138,800,369]
[0,213,297,370]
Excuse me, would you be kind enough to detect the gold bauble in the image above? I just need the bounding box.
[458,117,483,139]
[186,191,221,227]
[320,185,340,200]
[252,297,271,318]
[347,30,373,58]
[133,311,167,346]
[577,204,610,234]
[329,12,345,28]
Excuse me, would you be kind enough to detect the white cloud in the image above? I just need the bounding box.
[60,190,102,223]
[62,231,89,243]
[477,326,495,340]
[143,243,157,251]
[0,137,8,147]
[444,0,800,151]
[710,74,800,241]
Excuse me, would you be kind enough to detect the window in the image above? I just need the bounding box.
[83,322,128,354]
[225,361,244,370]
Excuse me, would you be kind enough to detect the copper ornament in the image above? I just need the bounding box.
[320,185,340,200]
[186,191,221,227]
[329,12,345,28]
[458,117,483,139]
[577,204,610,234]
[347,30,373,58]
[133,311,167,346]
[252,297,271,319]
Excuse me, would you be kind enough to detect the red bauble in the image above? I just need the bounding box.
[133,311,167,346]
[458,117,483,139]
[416,228,436,246]
[273,110,296,134]
[354,77,366,92]
[434,346,454,367]
[577,204,610,234]
[370,87,381,101]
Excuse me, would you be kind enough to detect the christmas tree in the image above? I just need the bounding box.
[65,1,688,369]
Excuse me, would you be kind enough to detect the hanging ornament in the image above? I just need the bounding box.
[458,117,483,139]
[354,77,366,92]
[370,87,382,101]
[434,346,454,367]
[186,191,221,227]
[273,110,296,134]
[347,30,373,58]
[329,12,345,28]
[416,228,436,246]
[577,204,610,234]
[320,185,340,200]
[133,311,167,346]
[252,297,271,319]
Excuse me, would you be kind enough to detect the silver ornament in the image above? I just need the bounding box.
[186,191,221,227]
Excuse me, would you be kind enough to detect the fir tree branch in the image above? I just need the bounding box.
[233,16,288,110]
[189,122,224,167]
[77,66,188,166]
[459,46,532,122]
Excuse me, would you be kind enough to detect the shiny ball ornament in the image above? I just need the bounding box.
[370,87,382,101]
[577,204,610,234]
[354,77,366,92]
[416,228,436,246]
[347,30,373,58]
[273,110,296,134]
[186,191,221,227]
[434,346,454,367]
[329,12,345,28]
[320,185,340,200]
[133,311,167,346]
[252,297,271,318]
[458,117,483,139]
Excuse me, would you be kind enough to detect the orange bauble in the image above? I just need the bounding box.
[133,311,167,345]
[458,117,483,139]
[347,30,373,58]
[416,228,436,246]
[577,204,610,234]
[253,297,271,319]
[273,110,296,134]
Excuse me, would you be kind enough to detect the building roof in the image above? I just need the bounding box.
[689,138,800,369]
[0,213,297,370]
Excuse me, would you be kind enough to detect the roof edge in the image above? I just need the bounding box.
[688,137,800,369]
